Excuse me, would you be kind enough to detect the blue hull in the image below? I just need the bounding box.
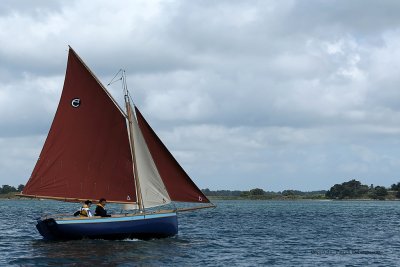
[36,212,178,240]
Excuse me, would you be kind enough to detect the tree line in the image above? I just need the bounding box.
[325,179,400,200]
[203,179,400,200]
[202,188,326,199]
[0,184,24,194]
[4,181,399,200]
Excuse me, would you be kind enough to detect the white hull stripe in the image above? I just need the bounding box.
[55,212,176,225]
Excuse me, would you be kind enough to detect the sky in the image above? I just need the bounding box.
[2,0,400,191]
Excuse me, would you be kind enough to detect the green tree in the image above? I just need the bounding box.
[240,191,250,197]
[202,188,211,195]
[282,190,295,197]
[325,184,344,199]
[370,186,388,200]
[376,186,388,197]
[390,183,400,191]
[17,184,25,192]
[326,179,369,199]
[249,188,265,196]
[1,185,17,194]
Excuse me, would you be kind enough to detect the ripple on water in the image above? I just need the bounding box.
[1,200,400,266]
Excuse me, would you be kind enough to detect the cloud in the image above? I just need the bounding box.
[2,1,400,190]
[0,74,61,137]
[0,135,45,184]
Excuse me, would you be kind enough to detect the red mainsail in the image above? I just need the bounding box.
[134,106,210,203]
[22,48,136,203]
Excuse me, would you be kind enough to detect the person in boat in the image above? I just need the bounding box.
[95,198,111,217]
[78,200,93,217]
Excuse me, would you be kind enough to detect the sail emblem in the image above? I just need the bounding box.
[199,196,203,202]
[127,195,131,201]
[71,98,81,108]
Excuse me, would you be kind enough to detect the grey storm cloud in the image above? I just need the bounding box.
[2,0,400,190]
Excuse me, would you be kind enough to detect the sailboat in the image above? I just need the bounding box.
[18,47,214,240]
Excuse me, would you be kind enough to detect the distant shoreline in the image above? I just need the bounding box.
[1,192,398,201]
[0,192,21,199]
[3,179,400,201]
[206,196,399,201]
[1,196,399,202]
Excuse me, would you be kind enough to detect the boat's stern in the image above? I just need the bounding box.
[36,218,59,240]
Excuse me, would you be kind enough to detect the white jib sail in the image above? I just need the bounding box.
[131,108,171,208]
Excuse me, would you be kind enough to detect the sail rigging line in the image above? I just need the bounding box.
[105,68,146,211]
[123,70,172,210]
[105,67,144,210]
[107,69,123,86]
[121,70,145,212]
[67,46,127,117]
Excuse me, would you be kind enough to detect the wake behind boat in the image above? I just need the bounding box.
[18,47,214,240]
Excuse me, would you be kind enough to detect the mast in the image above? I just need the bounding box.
[123,71,144,212]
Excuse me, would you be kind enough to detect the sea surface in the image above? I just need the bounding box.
[1,199,400,266]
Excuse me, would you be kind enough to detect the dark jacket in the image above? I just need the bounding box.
[95,204,111,217]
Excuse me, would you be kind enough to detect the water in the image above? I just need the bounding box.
[1,199,399,266]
